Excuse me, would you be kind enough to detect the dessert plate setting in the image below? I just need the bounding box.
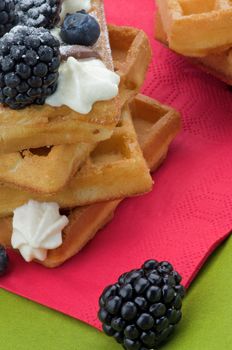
[1,0,232,349]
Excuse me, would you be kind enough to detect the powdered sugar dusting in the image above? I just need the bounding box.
[60,0,91,21]
[16,0,60,28]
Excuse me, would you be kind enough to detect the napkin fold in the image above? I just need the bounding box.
[1,0,232,330]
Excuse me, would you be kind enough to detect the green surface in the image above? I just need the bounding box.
[0,236,232,350]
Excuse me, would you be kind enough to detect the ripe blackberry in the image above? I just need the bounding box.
[98,260,185,350]
[0,25,60,109]
[0,245,9,276]
[0,0,18,38]
[16,0,61,29]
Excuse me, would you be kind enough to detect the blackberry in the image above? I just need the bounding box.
[0,25,60,109]
[0,245,9,276]
[98,260,185,350]
[16,0,61,29]
[0,0,18,38]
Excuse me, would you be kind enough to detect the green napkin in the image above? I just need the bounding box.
[1,235,232,350]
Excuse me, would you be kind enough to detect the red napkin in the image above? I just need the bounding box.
[1,0,232,329]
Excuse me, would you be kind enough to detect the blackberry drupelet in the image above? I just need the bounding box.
[0,245,9,276]
[98,260,185,350]
[0,0,18,38]
[0,25,60,109]
[60,11,101,46]
[16,0,61,29]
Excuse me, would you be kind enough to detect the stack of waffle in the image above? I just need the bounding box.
[0,1,181,267]
[155,0,232,85]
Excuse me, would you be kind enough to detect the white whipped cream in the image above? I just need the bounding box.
[50,27,61,42]
[46,57,120,114]
[60,0,91,21]
[12,200,69,262]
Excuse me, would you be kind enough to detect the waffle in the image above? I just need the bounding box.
[0,25,152,193]
[0,94,181,267]
[0,0,119,153]
[155,11,232,85]
[0,102,153,217]
[0,143,95,194]
[156,0,232,57]
[109,25,152,106]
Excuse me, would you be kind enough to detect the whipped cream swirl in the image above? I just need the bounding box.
[60,0,91,21]
[12,200,69,262]
[46,57,120,114]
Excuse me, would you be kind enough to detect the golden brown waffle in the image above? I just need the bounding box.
[0,25,152,193]
[0,143,95,194]
[109,25,152,105]
[0,102,153,217]
[0,94,181,267]
[155,11,232,85]
[156,0,232,57]
[0,0,119,153]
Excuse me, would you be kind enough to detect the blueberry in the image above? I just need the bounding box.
[60,11,101,46]
[0,245,9,276]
